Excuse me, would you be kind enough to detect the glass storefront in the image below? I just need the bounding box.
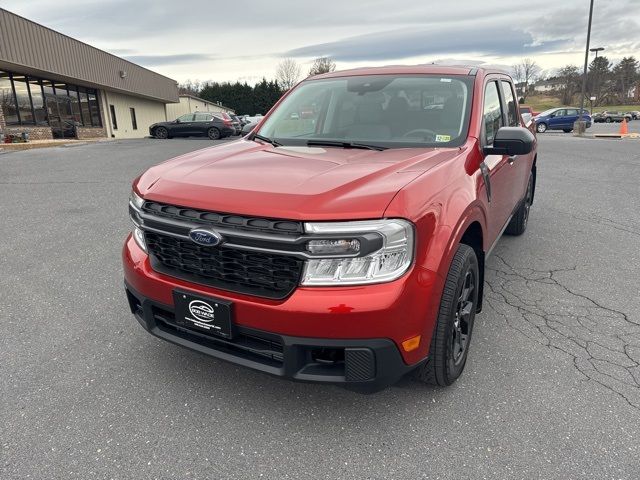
[0,71,19,124]
[0,69,102,128]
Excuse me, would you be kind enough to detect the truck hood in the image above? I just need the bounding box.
[136,139,463,220]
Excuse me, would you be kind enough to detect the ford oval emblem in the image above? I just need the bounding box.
[189,228,223,247]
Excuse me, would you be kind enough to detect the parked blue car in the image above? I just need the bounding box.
[534,108,592,133]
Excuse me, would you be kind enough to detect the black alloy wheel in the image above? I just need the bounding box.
[208,127,220,140]
[449,269,476,368]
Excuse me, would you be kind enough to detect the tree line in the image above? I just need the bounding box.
[513,56,639,106]
[177,57,336,115]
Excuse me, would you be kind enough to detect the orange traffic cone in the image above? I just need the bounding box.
[620,118,628,135]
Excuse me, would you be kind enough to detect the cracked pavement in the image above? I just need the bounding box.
[1,136,640,479]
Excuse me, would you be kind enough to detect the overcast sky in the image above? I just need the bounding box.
[2,0,639,84]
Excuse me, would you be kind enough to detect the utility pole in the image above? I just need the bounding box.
[576,0,595,135]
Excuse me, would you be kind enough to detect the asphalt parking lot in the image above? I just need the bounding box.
[1,128,640,479]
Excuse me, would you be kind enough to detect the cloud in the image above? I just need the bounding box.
[122,54,215,66]
[286,25,568,62]
[1,0,638,82]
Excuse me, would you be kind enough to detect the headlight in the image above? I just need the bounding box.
[129,190,144,209]
[133,226,147,253]
[129,191,147,252]
[301,219,414,285]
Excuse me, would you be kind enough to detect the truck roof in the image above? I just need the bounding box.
[310,64,510,80]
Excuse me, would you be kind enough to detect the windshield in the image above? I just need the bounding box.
[256,75,474,149]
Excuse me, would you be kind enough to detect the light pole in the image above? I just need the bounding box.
[576,0,595,135]
[589,47,604,112]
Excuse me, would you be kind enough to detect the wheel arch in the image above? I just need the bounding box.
[431,205,487,314]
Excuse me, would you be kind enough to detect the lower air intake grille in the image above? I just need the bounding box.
[345,348,376,381]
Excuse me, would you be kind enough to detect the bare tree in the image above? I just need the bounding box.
[178,79,202,96]
[308,57,336,76]
[512,58,541,101]
[556,65,581,105]
[275,58,302,90]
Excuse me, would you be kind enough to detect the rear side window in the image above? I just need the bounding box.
[194,113,212,122]
[483,81,504,145]
[501,81,518,126]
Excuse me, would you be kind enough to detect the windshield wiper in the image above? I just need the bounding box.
[306,140,388,151]
[252,133,282,147]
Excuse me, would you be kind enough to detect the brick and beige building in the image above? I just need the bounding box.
[0,8,179,141]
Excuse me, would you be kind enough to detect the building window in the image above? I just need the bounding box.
[78,88,91,126]
[87,90,102,127]
[110,105,118,130]
[53,82,68,96]
[0,71,19,124]
[0,69,102,128]
[11,75,35,125]
[68,86,82,124]
[41,79,54,96]
[130,107,137,130]
[29,78,47,125]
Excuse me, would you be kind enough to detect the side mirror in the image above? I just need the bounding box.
[483,127,535,156]
[174,119,180,123]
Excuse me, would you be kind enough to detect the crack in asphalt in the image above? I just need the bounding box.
[485,253,640,409]
[547,207,640,237]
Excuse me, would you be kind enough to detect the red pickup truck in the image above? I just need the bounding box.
[124,65,536,391]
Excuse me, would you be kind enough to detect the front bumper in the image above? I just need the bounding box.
[125,282,421,390]
[123,233,442,389]
[220,126,236,137]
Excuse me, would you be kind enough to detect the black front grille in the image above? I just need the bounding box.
[143,201,303,235]
[145,231,303,299]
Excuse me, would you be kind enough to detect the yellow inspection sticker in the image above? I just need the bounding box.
[435,135,451,142]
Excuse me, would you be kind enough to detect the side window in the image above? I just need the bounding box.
[194,113,212,122]
[501,81,518,126]
[109,105,117,130]
[130,107,137,130]
[565,108,578,116]
[483,81,504,145]
[177,114,193,122]
[554,109,566,117]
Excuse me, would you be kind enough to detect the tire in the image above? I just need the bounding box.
[605,117,612,123]
[505,173,533,236]
[536,122,547,133]
[414,244,479,386]
[207,127,220,140]
[563,128,572,133]
[154,127,168,139]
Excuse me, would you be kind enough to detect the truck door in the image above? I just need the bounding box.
[480,80,514,241]
[501,80,531,210]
